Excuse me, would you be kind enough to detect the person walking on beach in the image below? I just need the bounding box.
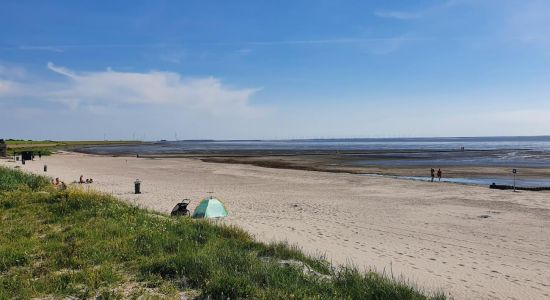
[437,168,442,181]
[430,168,435,182]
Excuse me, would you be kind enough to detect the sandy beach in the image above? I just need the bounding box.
[2,152,549,299]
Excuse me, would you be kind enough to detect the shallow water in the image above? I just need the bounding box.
[364,173,550,187]
[81,136,550,168]
[348,149,550,167]
[87,136,550,151]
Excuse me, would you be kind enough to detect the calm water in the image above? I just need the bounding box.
[80,136,550,187]
[76,136,550,186]
[83,136,550,152]
[82,136,550,165]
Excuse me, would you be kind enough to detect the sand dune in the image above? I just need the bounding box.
[2,152,549,299]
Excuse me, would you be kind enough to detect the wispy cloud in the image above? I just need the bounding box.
[0,64,26,79]
[1,37,426,52]
[374,10,423,20]
[0,62,264,116]
[0,43,170,52]
[360,35,422,54]
[47,62,77,79]
[226,37,424,46]
[236,48,253,56]
[158,50,186,64]
[374,0,462,20]
[18,45,64,53]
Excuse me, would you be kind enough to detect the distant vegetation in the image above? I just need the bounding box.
[4,140,142,156]
[0,166,446,299]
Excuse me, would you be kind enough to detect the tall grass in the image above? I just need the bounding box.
[0,166,51,191]
[0,167,446,299]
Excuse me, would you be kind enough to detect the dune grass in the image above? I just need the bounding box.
[0,166,446,299]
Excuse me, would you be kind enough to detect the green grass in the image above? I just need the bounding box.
[7,147,54,157]
[0,167,447,299]
[0,166,51,192]
[5,140,141,145]
[5,140,142,157]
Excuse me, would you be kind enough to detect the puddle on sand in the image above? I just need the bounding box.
[363,174,550,188]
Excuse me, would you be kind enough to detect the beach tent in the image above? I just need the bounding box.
[192,197,229,219]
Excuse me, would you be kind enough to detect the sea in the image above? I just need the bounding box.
[79,136,550,188]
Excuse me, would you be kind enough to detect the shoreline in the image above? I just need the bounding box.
[73,147,550,180]
[2,152,550,299]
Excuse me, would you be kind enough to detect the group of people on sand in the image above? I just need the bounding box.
[50,175,94,189]
[51,177,67,189]
[430,168,442,182]
[79,175,94,184]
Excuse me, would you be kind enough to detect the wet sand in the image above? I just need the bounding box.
[146,153,550,180]
[2,152,550,299]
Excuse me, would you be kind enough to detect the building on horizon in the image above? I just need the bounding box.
[0,139,7,157]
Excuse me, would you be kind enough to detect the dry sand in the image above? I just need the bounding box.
[2,152,550,299]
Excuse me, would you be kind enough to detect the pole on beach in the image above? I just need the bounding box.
[134,179,141,194]
[512,169,517,192]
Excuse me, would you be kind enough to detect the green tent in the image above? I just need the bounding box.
[192,197,229,219]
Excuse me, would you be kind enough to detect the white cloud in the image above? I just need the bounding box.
[0,62,263,116]
[0,64,26,79]
[47,62,77,78]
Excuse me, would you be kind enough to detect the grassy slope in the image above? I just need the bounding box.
[0,167,446,299]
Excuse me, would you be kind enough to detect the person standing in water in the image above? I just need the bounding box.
[437,168,442,181]
[430,168,435,182]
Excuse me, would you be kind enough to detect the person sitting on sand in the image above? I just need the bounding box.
[430,168,435,182]
[437,168,442,181]
[55,177,60,185]
[79,175,85,184]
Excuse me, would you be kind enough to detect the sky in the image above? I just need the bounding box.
[1,0,550,140]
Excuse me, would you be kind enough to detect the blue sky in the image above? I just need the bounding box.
[1,0,550,140]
